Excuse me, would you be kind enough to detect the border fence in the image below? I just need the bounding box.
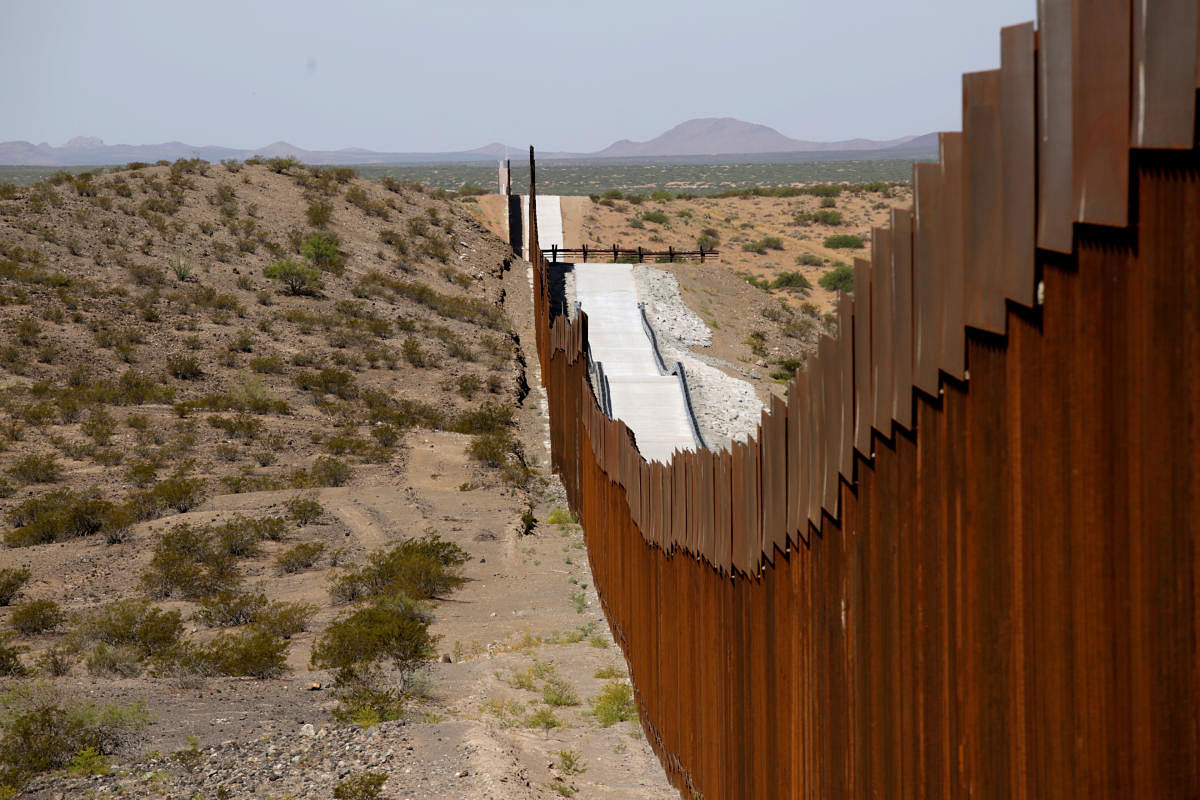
[529,3,1200,797]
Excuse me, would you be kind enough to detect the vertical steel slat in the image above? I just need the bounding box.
[872,226,895,438]
[891,206,915,430]
[1037,0,1075,252]
[1132,0,1198,148]
[838,292,855,482]
[821,335,841,515]
[808,354,825,529]
[854,256,875,457]
[787,372,804,541]
[1001,22,1037,309]
[794,371,812,544]
[1072,0,1132,227]
[939,132,967,381]
[963,69,1007,335]
[913,160,944,397]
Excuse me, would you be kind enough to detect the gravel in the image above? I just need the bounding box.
[632,266,764,451]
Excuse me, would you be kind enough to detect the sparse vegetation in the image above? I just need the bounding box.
[819,264,856,293]
[823,233,865,249]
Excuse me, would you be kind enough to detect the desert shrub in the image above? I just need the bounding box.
[140,523,240,599]
[0,634,27,676]
[293,367,356,399]
[265,259,321,295]
[301,233,346,274]
[330,536,468,604]
[286,493,324,525]
[4,488,123,547]
[6,453,61,485]
[256,600,317,639]
[451,400,513,435]
[124,460,158,488]
[74,599,183,658]
[0,569,31,606]
[166,353,203,380]
[642,210,669,225]
[814,209,843,224]
[353,270,504,329]
[743,236,784,254]
[823,233,864,249]
[9,600,63,635]
[266,156,301,173]
[275,541,325,574]
[312,594,437,685]
[249,354,284,374]
[819,264,856,293]
[125,475,207,520]
[0,684,150,786]
[401,337,433,368]
[418,233,451,262]
[306,199,333,227]
[182,630,288,678]
[770,271,813,294]
[590,681,637,726]
[310,456,352,487]
[542,676,581,707]
[333,771,387,800]
[795,252,823,266]
[194,590,268,628]
[80,407,116,445]
[345,186,389,219]
[468,430,513,468]
[85,643,143,677]
[546,508,577,526]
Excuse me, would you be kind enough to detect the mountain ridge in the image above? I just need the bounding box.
[0,118,937,166]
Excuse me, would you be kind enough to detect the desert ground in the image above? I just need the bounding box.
[0,161,674,799]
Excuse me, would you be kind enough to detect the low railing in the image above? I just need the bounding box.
[543,244,719,263]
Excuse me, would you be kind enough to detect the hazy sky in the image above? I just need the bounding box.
[1,0,1037,153]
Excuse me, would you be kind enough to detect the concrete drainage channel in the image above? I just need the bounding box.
[523,194,759,462]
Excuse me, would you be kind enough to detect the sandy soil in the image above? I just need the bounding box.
[0,163,672,798]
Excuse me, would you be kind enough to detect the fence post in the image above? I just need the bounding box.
[669,246,675,263]
[613,244,618,263]
[582,244,588,263]
[638,246,643,263]
[551,244,557,263]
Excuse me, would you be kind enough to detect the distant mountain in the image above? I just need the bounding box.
[0,120,936,167]
[0,138,522,167]
[587,118,926,159]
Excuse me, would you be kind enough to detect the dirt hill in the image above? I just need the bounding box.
[0,160,675,798]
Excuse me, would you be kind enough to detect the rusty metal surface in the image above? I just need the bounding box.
[1037,0,1075,252]
[1132,0,1198,148]
[913,161,943,396]
[1001,22,1037,308]
[853,256,874,457]
[523,7,1200,791]
[890,207,915,429]
[963,69,1006,334]
[870,226,894,438]
[1072,0,1132,226]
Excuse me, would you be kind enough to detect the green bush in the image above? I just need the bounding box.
[9,599,63,635]
[306,199,333,227]
[333,771,387,800]
[0,634,27,676]
[4,488,123,547]
[641,210,668,225]
[286,493,324,525]
[590,681,637,726]
[73,598,183,658]
[140,522,240,599]
[0,569,30,606]
[274,541,325,574]
[125,475,207,520]
[0,684,151,786]
[468,430,512,468]
[166,353,203,380]
[193,590,267,627]
[819,264,856,293]
[6,453,62,485]
[312,595,437,685]
[770,271,812,294]
[823,234,864,249]
[310,456,353,487]
[813,209,843,225]
[330,535,468,604]
[742,236,784,254]
[182,630,289,678]
[301,233,346,274]
[265,259,321,295]
[255,600,317,639]
[795,252,823,266]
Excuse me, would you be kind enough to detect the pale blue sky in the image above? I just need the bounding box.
[1,0,1037,153]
